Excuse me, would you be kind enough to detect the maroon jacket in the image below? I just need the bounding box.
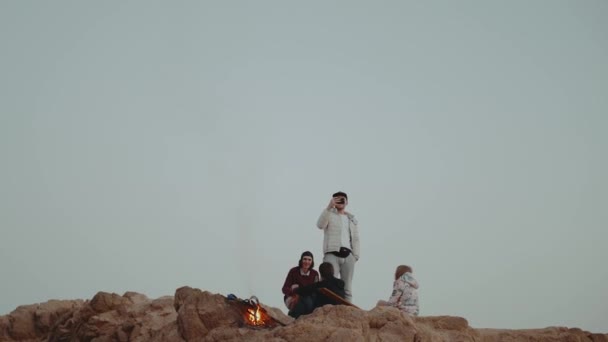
[282,267,319,299]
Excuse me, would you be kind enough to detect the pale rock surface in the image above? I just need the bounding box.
[46,291,180,342]
[0,287,606,342]
[0,299,83,342]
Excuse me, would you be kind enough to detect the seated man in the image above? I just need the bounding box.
[290,262,346,318]
[282,251,319,313]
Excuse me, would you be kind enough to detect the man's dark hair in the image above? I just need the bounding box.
[298,251,314,269]
[332,191,348,199]
[319,262,335,280]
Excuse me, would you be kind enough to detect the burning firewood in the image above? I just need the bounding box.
[226,294,284,328]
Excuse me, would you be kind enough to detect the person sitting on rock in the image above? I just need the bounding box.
[281,251,319,314]
[376,264,419,316]
[290,262,346,318]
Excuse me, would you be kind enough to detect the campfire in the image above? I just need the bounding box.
[229,295,281,328]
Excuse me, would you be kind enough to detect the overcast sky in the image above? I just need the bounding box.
[1,0,606,333]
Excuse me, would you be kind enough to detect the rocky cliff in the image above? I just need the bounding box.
[1,287,605,342]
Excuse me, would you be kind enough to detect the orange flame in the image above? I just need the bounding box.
[246,306,263,325]
[239,296,279,328]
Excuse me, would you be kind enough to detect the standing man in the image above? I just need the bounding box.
[316,191,360,302]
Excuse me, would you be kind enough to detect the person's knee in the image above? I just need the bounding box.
[290,296,315,318]
[288,303,305,318]
[303,296,315,312]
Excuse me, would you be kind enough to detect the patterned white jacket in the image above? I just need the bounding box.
[388,272,419,316]
[316,208,361,260]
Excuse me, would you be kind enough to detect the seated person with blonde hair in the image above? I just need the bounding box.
[376,265,419,316]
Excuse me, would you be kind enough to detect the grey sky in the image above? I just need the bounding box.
[1,0,607,333]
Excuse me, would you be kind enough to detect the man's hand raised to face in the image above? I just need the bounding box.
[327,197,338,209]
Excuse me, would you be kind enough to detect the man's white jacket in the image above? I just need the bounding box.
[316,208,361,260]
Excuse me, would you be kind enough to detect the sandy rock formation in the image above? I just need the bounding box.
[46,291,180,342]
[0,299,83,342]
[476,327,608,342]
[0,287,606,341]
